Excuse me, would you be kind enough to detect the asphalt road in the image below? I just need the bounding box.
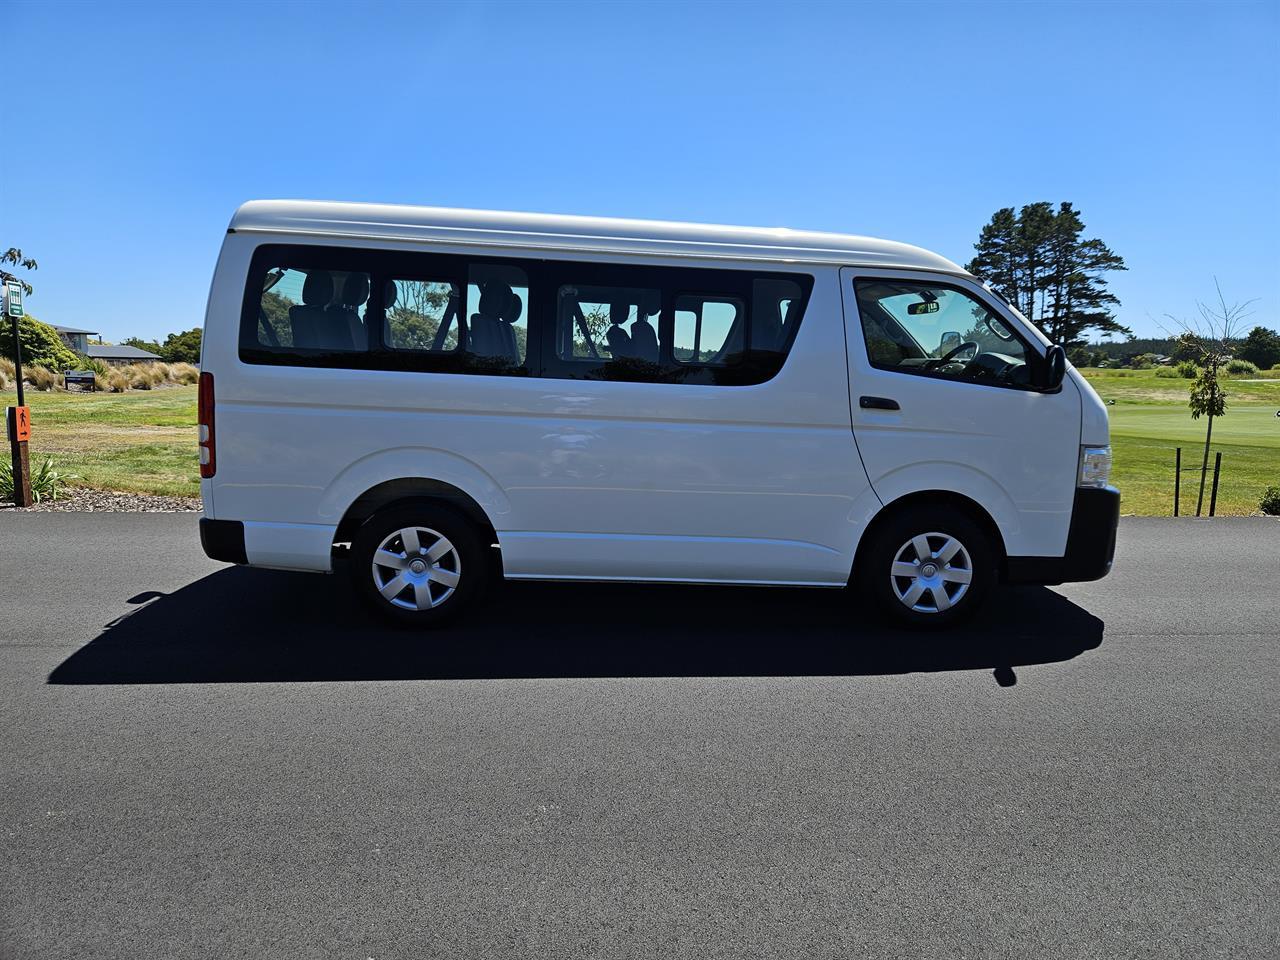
[1,514,1276,959]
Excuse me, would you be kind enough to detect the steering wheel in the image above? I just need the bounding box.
[926,340,978,368]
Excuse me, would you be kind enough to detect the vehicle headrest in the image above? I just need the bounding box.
[341,273,370,308]
[610,303,630,326]
[500,291,523,324]
[383,280,398,310]
[477,282,512,317]
[302,271,333,306]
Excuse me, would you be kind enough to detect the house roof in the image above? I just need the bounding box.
[85,344,162,360]
[229,199,966,274]
[50,323,100,336]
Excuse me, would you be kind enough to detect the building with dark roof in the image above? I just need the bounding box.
[49,324,99,354]
[84,344,162,365]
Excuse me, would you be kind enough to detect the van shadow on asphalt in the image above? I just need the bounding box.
[47,567,1103,685]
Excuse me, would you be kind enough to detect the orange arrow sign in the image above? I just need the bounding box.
[10,406,30,442]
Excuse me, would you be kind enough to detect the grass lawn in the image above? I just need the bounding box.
[1081,369,1279,516]
[3,369,1277,514]
[0,385,199,496]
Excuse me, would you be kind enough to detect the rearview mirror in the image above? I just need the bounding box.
[1042,344,1067,390]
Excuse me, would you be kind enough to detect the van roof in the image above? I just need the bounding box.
[229,200,965,274]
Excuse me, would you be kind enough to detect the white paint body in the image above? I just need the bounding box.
[201,201,1103,583]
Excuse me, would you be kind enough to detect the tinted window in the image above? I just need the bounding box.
[673,296,743,364]
[385,279,460,352]
[257,266,370,352]
[241,243,811,385]
[854,278,1036,389]
[466,263,529,370]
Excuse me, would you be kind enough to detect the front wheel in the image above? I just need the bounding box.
[350,502,488,626]
[861,506,995,628]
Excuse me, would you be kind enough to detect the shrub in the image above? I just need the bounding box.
[1176,360,1197,378]
[77,356,111,378]
[1261,486,1280,516]
[25,366,59,391]
[1224,358,1258,376]
[1154,366,1180,378]
[0,315,81,372]
[169,361,199,384]
[0,456,76,503]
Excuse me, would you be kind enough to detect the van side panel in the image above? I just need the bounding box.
[203,239,872,584]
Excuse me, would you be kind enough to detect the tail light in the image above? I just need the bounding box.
[198,372,216,478]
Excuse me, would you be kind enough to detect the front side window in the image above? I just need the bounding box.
[853,278,1035,389]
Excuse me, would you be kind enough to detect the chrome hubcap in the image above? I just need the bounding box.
[371,526,461,611]
[890,532,973,614]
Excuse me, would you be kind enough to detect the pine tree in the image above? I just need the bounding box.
[966,203,1130,346]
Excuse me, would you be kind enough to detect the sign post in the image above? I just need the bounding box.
[5,279,32,506]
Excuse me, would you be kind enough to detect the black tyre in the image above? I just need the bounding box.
[350,501,488,626]
[861,504,996,628]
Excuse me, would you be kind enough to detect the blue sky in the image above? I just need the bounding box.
[5,0,1277,343]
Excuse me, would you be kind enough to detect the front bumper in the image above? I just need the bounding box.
[1005,486,1120,585]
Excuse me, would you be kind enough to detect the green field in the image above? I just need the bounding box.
[1,385,200,497]
[1081,369,1279,516]
[3,369,1277,513]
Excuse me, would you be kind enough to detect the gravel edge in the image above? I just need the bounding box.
[0,488,202,512]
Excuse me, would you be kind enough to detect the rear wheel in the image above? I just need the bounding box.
[350,502,488,626]
[862,505,995,628]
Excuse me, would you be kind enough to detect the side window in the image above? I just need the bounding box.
[673,296,743,364]
[466,264,529,370]
[555,283,662,367]
[853,279,1035,389]
[385,279,461,352]
[257,266,371,352]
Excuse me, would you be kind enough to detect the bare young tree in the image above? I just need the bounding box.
[1164,280,1254,516]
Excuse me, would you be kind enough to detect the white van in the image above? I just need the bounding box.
[198,201,1118,627]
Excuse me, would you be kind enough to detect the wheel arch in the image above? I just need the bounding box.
[853,490,1009,583]
[333,477,501,569]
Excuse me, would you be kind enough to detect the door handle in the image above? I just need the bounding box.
[859,396,900,410]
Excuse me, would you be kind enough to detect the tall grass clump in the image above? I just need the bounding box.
[106,369,130,392]
[1175,360,1197,378]
[169,361,199,384]
[25,366,60,391]
[0,357,15,382]
[125,364,160,390]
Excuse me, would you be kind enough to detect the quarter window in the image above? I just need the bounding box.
[853,279,1035,389]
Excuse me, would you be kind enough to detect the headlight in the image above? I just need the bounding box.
[1078,445,1112,488]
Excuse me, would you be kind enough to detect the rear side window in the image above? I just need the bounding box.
[674,295,743,365]
[257,266,371,352]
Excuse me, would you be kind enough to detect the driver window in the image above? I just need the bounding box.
[853,279,1032,387]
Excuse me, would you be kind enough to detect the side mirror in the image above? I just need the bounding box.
[939,331,961,352]
[1042,344,1067,390]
